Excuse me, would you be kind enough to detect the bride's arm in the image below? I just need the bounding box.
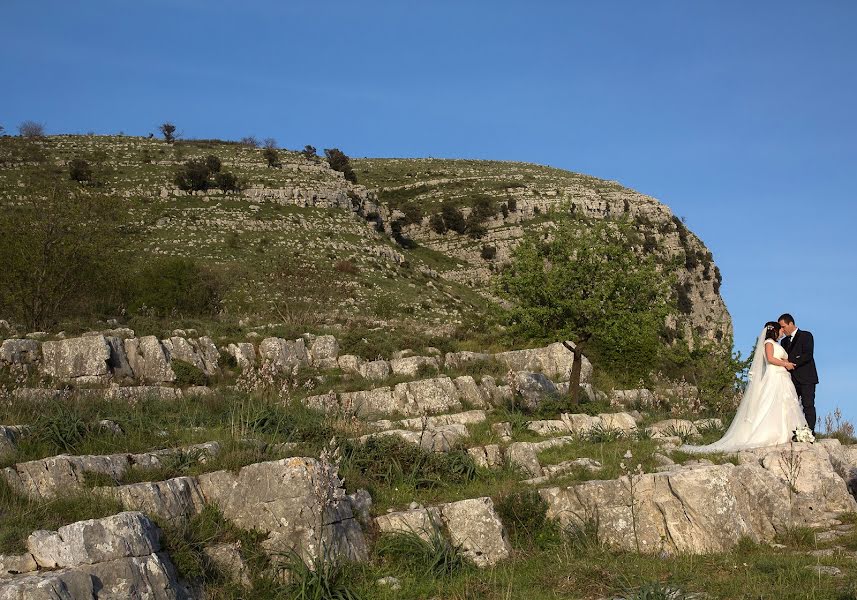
[765,342,793,367]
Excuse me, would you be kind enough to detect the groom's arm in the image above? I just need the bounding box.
[792,332,815,368]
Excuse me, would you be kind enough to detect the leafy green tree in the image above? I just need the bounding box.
[498,217,673,403]
[324,148,357,182]
[159,122,176,143]
[301,145,318,159]
[0,177,125,329]
[174,159,210,194]
[214,171,239,194]
[263,147,280,168]
[68,158,93,184]
[440,202,466,234]
[204,154,221,174]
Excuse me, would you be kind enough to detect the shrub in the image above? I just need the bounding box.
[214,171,239,194]
[480,245,497,260]
[399,202,424,226]
[263,147,280,168]
[334,260,358,274]
[440,202,466,234]
[324,148,357,182]
[495,489,557,548]
[465,213,487,239]
[159,122,176,143]
[507,197,517,212]
[300,145,317,158]
[68,158,93,183]
[204,154,221,173]
[18,120,45,138]
[429,213,447,234]
[263,137,277,149]
[174,159,210,194]
[239,136,259,147]
[675,281,693,314]
[130,256,222,317]
[500,203,509,218]
[171,359,208,387]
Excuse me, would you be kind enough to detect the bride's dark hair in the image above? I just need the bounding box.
[764,321,781,341]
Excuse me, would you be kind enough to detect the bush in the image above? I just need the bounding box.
[300,145,317,158]
[204,154,221,174]
[263,147,280,168]
[18,120,45,138]
[159,122,176,143]
[675,281,693,315]
[429,213,447,234]
[465,212,488,239]
[507,197,517,212]
[171,360,208,387]
[239,136,259,147]
[324,148,357,183]
[214,171,239,194]
[130,256,222,317]
[174,159,211,194]
[495,489,558,548]
[399,202,424,226]
[68,158,93,183]
[480,245,497,260]
[440,202,466,234]
[334,260,358,274]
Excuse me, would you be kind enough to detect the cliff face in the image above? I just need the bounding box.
[354,158,732,346]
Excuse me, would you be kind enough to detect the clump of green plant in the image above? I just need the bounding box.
[278,550,364,600]
[231,397,334,445]
[172,359,208,387]
[376,528,471,579]
[496,489,561,549]
[27,401,91,454]
[340,436,477,492]
[130,256,224,317]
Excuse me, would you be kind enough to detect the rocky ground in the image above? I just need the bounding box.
[1,329,856,599]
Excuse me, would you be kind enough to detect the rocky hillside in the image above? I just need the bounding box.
[0,135,731,347]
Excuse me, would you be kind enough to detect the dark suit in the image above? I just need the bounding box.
[781,329,819,432]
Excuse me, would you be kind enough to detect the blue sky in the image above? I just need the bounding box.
[3,1,855,422]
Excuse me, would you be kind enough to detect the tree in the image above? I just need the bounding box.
[263,147,280,168]
[0,177,124,329]
[324,148,357,182]
[301,145,317,159]
[263,138,277,149]
[440,201,466,234]
[214,171,239,194]
[498,217,673,404]
[205,155,222,174]
[239,136,259,147]
[18,121,45,138]
[68,158,93,184]
[159,122,176,143]
[174,159,210,193]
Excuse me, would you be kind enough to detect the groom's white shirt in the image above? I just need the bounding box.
[791,327,799,342]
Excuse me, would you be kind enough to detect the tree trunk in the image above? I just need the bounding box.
[562,341,585,405]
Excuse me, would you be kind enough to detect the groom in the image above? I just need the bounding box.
[779,313,819,433]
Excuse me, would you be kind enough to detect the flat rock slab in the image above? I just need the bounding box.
[41,336,111,381]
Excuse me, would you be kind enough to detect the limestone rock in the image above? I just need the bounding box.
[40,335,111,382]
[27,512,160,568]
[372,410,487,432]
[389,355,440,377]
[226,342,256,370]
[438,497,511,567]
[204,543,251,588]
[362,424,469,453]
[104,386,182,403]
[611,388,656,408]
[359,359,390,380]
[337,354,363,374]
[649,419,699,439]
[124,336,175,383]
[162,337,219,376]
[467,444,503,469]
[105,336,134,380]
[259,337,308,372]
[375,506,442,542]
[0,339,40,366]
[453,376,490,409]
[95,477,207,523]
[494,342,591,382]
[597,412,638,434]
[0,427,24,458]
[307,334,339,368]
[513,372,557,410]
[392,377,462,416]
[0,554,37,579]
[338,387,396,416]
[527,420,570,436]
[443,351,492,370]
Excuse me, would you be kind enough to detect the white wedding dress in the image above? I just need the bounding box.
[683,330,808,453]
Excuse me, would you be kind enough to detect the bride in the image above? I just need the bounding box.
[683,321,808,453]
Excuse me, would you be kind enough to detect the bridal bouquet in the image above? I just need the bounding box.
[793,426,815,444]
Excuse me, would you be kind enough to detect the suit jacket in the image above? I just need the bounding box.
[781,330,819,385]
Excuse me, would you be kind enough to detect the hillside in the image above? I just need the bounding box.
[0,135,730,350]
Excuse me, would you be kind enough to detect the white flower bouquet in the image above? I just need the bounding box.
[793,425,815,444]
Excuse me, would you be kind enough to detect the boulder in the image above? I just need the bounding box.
[9,388,69,403]
[597,412,638,434]
[513,372,557,410]
[226,342,256,370]
[0,427,24,458]
[437,498,511,567]
[40,335,111,382]
[494,342,592,382]
[560,413,600,435]
[337,354,363,374]
[104,386,182,403]
[373,410,487,432]
[0,339,40,366]
[467,444,503,469]
[95,477,207,523]
[453,376,490,409]
[361,424,469,453]
[478,375,510,406]
[610,388,656,408]
[0,554,37,579]
[527,420,570,436]
[443,351,492,370]
[307,335,339,368]
[198,457,368,565]
[359,360,390,380]
[259,337,308,373]
[392,377,462,416]
[27,512,160,568]
[204,543,251,588]
[338,387,397,417]
[389,356,440,377]
[124,336,175,383]
[375,506,442,542]
[105,336,134,380]
[162,337,220,376]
